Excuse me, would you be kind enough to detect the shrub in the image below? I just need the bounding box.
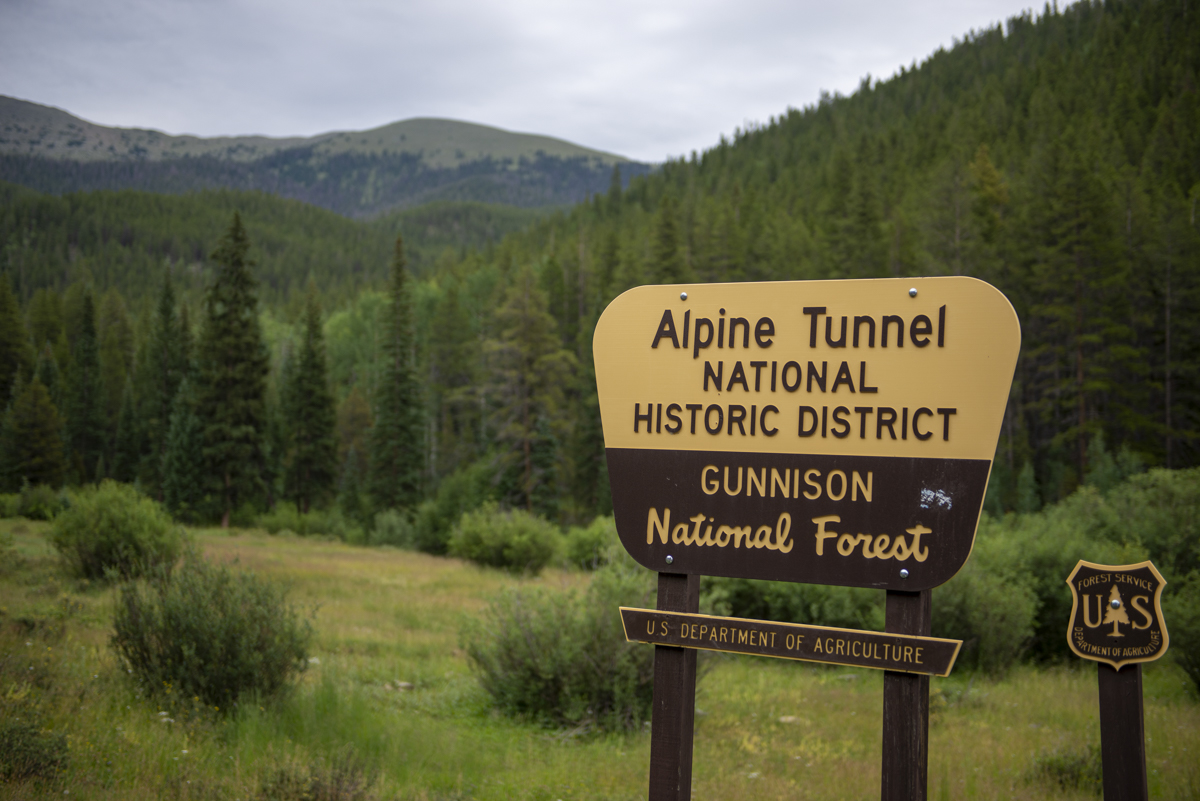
[564,515,619,570]
[1027,745,1101,794]
[448,501,561,574]
[369,508,414,547]
[462,554,656,730]
[256,502,364,542]
[257,747,377,801]
[17,483,64,521]
[932,560,1037,674]
[411,460,496,555]
[703,577,884,633]
[111,551,313,710]
[50,481,181,580]
[1164,570,1200,692]
[0,493,19,518]
[0,717,67,782]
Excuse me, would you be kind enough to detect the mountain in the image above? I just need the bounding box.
[0,96,651,217]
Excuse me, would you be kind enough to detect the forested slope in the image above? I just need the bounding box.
[428,0,1200,517]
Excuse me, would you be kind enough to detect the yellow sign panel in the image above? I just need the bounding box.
[593,277,1021,590]
[594,277,1019,459]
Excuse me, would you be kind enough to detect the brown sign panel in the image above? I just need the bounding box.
[620,607,962,677]
[1066,560,1169,671]
[593,277,1021,590]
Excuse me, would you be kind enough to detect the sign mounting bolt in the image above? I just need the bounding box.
[680,292,688,301]
[908,288,918,298]
[1111,598,1121,609]
[665,555,674,564]
[900,569,909,579]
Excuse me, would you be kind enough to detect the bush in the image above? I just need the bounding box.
[0,717,68,782]
[1164,570,1200,692]
[369,508,414,548]
[703,577,884,633]
[257,748,377,801]
[448,501,561,574]
[564,515,619,570]
[0,493,19,518]
[50,481,181,580]
[256,502,364,542]
[17,483,64,521]
[411,460,496,555]
[1027,745,1102,794]
[462,554,656,730]
[112,551,313,710]
[933,560,1037,674]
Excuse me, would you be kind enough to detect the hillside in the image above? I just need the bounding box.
[0,182,550,307]
[0,97,651,216]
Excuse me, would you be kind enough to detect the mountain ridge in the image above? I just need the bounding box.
[0,95,633,169]
[0,96,651,216]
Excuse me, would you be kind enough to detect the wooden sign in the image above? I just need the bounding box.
[593,277,1021,591]
[621,608,962,676]
[1066,560,1169,670]
[1066,560,1168,801]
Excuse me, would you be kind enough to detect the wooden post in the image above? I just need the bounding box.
[1098,664,1148,801]
[881,589,931,801]
[648,572,700,801]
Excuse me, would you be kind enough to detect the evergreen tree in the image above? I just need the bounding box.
[282,289,337,513]
[162,377,205,521]
[25,288,63,353]
[34,344,61,409]
[1,377,65,489]
[64,290,105,483]
[195,212,270,527]
[649,195,689,283]
[336,385,373,484]
[136,272,188,497]
[487,265,577,514]
[0,274,33,401]
[111,377,139,483]
[97,288,135,437]
[368,236,425,512]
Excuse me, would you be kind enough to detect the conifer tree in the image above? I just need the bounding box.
[97,289,134,437]
[195,212,270,526]
[111,377,139,483]
[650,196,689,283]
[26,288,63,353]
[336,385,373,482]
[34,344,61,409]
[283,289,337,513]
[137,273,188,497]
[488,265,577,513]
[64,290,105,483]
[368,236,425,512]
[0,274,33,402]
[162,376,205,521]
[1,377,65,489]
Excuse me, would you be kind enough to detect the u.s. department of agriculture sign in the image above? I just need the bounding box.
[593,277,1020,591]
[1066,560,1169,670]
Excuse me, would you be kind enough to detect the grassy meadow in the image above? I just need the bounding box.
[2,518,1198,800]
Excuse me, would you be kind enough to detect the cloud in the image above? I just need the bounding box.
[0,0,1040,162]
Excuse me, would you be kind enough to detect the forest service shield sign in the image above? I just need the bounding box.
[1066,560,1168,671]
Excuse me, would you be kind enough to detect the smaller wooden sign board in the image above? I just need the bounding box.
[621,607,961,676]
[1065,560,1169,670]
[1066,560,1169,801]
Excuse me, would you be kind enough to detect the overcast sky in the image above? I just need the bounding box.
[0,0,1045,163]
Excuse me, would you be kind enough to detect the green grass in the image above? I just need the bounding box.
[0,518,1197,800]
